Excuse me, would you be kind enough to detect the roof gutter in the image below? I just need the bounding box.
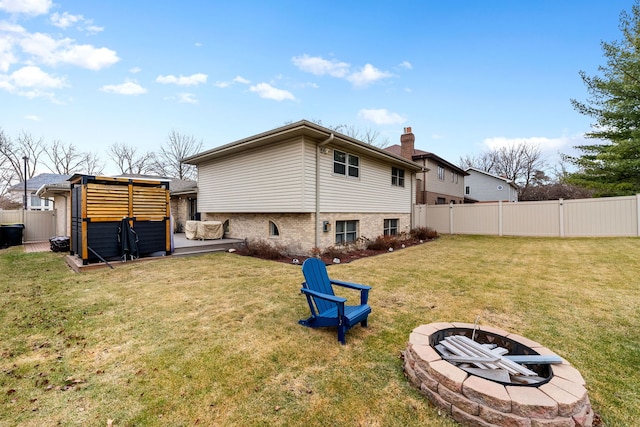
[315,133,334,252]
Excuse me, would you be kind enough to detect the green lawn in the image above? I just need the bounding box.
[1,235,638,426]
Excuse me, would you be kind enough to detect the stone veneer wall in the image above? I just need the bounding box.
[170,196,189,233]
[203,213,315,255]
[404,322,594,427]
[201,212,412,255]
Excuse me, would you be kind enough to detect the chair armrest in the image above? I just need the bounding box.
[330,279,371,291]
[301,288,347,304]
[330,279,371,305]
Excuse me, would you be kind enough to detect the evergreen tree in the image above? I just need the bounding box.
[568,1,640,196]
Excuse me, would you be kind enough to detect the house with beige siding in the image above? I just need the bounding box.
[181,120,423,255]
[385,128,468,205]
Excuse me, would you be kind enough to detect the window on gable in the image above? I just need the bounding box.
[465,186,470,195]
[334,150,359,178]
[437,165,445,181]
[391,167,405,187]
[335,220,358,244]
[384,218,399,236]
[269,221,279,237]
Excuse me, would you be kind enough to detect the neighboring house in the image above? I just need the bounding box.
[464,167,519,202]
[182,120,423,255]
[385,128,468,205]
[9,173,72,211]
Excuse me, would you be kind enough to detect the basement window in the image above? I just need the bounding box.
[384,219,399,236]
[269,221,280,237]
[335,220,358,244]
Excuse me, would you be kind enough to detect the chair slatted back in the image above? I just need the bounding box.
[302,258,336,314]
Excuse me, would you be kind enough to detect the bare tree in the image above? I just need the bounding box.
[108,142,155,175]
[45,140,105,175]
[459,152,498,173]
[78,152,105,176]
[150,130,203,180]
[300,119,390,148]
[0,130,45,182]
[459,142,547,199]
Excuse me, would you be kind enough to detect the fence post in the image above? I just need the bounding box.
[637,194,640,237]
[559,199,564,237]
[449,202,454,234]
[498,200,503,236]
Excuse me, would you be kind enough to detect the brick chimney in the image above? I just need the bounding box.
[400,126,415,160]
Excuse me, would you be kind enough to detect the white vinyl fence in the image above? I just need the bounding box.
[0,210,56,242]
[415,195,640,237]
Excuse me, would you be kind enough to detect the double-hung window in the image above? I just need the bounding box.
[384,219,399,236]
[335,220,358,244]
[334,150,359,178]
[437,165,445,181]
[391,167,405,187]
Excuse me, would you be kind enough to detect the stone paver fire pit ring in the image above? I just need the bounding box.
[403,322,594,427]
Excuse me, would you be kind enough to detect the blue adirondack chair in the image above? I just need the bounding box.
[299,258,371,344]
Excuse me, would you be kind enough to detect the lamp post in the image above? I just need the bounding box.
[22,156,28,210]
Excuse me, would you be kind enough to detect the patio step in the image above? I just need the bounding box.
[171,239,245,257]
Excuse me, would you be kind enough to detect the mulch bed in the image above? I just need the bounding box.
[238,238,432,265]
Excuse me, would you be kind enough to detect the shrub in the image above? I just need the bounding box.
[237,239,286,260]
[367,234,403,251]
[321,245,345,260]
[410,226,438,240]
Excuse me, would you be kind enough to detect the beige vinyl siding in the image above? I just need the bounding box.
[425,159,464,198]
[197,138,314,212]
[319,145,412,213]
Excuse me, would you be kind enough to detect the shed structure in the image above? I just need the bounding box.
[69,175,171,265]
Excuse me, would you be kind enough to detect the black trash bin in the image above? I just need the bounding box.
[1,224,25,247]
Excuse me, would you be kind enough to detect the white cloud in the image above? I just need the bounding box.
[178,93,198,104]
[233,75,250,84]
[293,54,394,88]
[84,25,103,34]
[129,66,141,74]
[347,64,394,87]
[0,0,52,15]
[24,114,40,121]
[0,65,65,100]
[0,39,17,72]
[399,61,412,70]
[216,75,250,88]
[249,82,295,101]
[60,44,119,70]
[19,32,119,70]
[292,54,350,78]
[482,135,587,154]
[50,11,82,29]
[156,73,207,86]
[358,108,406,125]
[10,65,65,88]
[100,81,147,95]
[49,12,103,34]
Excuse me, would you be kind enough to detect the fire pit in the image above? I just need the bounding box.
[403,322,593,427]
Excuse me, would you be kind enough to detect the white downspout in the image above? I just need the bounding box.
[315,133,334,251]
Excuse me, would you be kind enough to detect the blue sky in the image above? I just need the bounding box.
[0,0,634,175]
